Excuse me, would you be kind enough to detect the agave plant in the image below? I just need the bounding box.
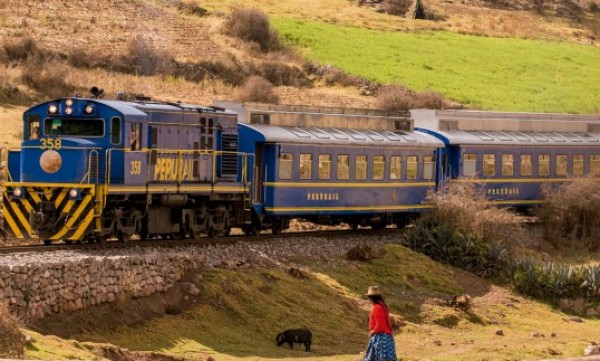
[581,265,600,300]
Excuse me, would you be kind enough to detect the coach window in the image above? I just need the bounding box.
[318,154,331,180]
[110,117,121,145]
[573,154,584,177]
[502,154,514,176]
[538,154,550,177]
[407,156,418,180]
[390,156,402,180]
[373,155,385,180]
[337,155,350,180]
[520,154,533,176]
[463,153,477,177]
[299,153,312,180]
[590,154,600,176]
[423,156,434,180]
[483,154,495,177]
[279,153,293,180]
[356,155,367,180]
[556,155,568,177]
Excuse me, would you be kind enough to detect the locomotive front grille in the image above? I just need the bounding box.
[1,184,97,241]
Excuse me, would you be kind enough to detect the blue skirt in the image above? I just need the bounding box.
[365,333,397,361]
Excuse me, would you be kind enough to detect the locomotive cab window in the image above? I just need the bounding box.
[279,153,293,180]
[591,154,600,176]
[299,153,312,180]
[573,154,584,176]
[538,154,550,177]
[356,155,367,180]
[521,154,533,176]
[110,117,121,145]
[318,154,331,180]
[26,115,40,140]
[337,155,350,180]
[390,156,402,180]
[483,154,495,177]
[373,155,385,180]
[44,118,104,137]
[502,154,514,176]
[423,155,434,180]
[463,153,477,177]
[556,155,568,177]
[406,155,418,180]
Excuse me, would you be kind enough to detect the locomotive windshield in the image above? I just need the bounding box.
[44,118,104,137]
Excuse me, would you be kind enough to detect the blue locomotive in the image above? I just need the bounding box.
[2,89,251,243]
[2,92,600,244]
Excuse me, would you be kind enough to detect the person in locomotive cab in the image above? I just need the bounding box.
[364,286,397,361]
[130,127,137,151]
[30,126,39,140]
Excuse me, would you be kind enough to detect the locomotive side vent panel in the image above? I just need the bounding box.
[220,133,238,178]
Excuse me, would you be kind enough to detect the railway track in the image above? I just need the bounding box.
[0,227,405,256]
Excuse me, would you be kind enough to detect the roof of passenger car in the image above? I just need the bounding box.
[416,128,600,146]
[240,123,444,147]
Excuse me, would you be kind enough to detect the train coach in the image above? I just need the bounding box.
[414,110,600,208]
[232,104,445,233]
[1,89,251,244]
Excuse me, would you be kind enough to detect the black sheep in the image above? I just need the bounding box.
[275,328,312,351]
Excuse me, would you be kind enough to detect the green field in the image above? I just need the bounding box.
[273,19,600,113]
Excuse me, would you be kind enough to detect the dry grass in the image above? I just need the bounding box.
[0,304,25,359]
[430,181,523,243]
[235,76,279,103]
[536,177,600,250]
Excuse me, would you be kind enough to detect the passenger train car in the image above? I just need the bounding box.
[414,110,600,207]
[2,93,600,244]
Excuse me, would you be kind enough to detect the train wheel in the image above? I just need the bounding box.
[117,231,130,243]
[243,224,259,236]
[43,239,52,246]
[64,240,73,245]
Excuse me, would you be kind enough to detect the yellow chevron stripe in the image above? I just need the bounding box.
[67,210,94,241]
[50,196,92,240]
[28,188,42,204]
[9,201,31,234]
[54,189,68,208]
[42,188,53,201]
[2,205,23,238]
[21,199,33,214]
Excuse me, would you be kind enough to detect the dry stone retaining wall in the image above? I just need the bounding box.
[0,235,397,324]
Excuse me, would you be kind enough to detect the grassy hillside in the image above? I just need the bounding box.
[31,244,600,361]
[274,19,600,113]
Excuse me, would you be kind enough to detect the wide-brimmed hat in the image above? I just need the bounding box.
[366,286,381,296]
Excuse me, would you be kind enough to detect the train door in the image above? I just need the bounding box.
[253,144,263,203]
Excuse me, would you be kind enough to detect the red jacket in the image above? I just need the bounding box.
[369,303,393,335]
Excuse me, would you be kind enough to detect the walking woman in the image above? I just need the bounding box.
[365,286,397,361]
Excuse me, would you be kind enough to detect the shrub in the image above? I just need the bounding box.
[535,177,600,250]
[236,76,279,103]
[0,305,25,359]
[380,0,412,16]
[125,36,167,76]
[590,1,599,12]
[2,37,44,63]
[175,1,207,16]
[260,61,311,87]
[225,7,282,52]
[20,59,75,98]
[375,85,414,112]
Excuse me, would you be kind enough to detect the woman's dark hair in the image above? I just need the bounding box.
[367,295,385,303]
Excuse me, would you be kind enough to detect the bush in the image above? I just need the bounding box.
[125,36,168,76]
[20,59,75,98]
[380,0,412,16]
[590,2,600,12]
[2,37,44,63]
[375,85,414,112]
[0,305,25,359]
[535,177,600,250]
[260,61,311,87]
[175,1,207,16]
[236,76,279,103]
[225,7,282,52]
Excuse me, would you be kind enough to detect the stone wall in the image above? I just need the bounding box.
[0,234,397,324]
[0,254,200,324]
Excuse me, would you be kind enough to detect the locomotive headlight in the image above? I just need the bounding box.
[68,188,81,200]
[12,188,24,199]
[84,103,94,114]
[65,99,74,107]
[48,103,58,114]
[65,106,73,115]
